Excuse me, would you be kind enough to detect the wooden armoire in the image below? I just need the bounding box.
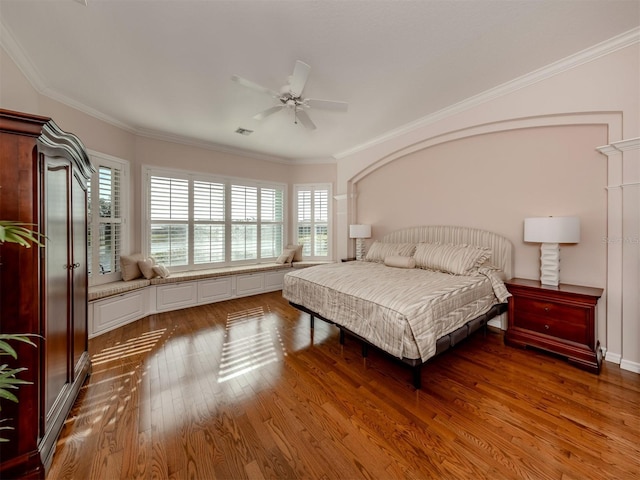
[0,109,94,478]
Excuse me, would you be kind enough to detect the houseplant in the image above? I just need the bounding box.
[0,221,43,442]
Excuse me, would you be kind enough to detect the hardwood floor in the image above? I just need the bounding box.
[47,292,640,479]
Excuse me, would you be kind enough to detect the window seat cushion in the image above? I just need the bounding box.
[89,261,334,302]
[149,263,291,285]
[88,278,151,301]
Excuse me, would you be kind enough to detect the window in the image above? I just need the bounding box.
[294,184,331,260]
[143,167,286,270]
[87,152,129,285]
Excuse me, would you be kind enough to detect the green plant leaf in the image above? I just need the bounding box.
[0,221,45,247]
[0,341,17,359]
[0,334,38,350]
[0,388,20,403]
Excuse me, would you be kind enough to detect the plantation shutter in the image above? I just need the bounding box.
[149,175,189,266]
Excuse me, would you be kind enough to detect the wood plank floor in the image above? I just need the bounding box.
[47,291,640,479]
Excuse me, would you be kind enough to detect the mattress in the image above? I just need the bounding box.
[283,261,509,362]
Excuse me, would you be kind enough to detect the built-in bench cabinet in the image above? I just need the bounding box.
[91,288,151,337]
[88,267,290,338]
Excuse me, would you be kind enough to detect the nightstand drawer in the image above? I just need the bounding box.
[512,297,588,326]
[514,311,588,345]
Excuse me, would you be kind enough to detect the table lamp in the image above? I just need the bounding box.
[349,224,371,261]
[524,216,580,287]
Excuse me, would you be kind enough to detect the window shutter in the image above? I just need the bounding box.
[194,181,225,264]
[149,176,189,266]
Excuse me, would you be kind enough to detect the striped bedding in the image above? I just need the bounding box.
[283,261,509,362]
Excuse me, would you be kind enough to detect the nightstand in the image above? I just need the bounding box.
[504,278,603,373]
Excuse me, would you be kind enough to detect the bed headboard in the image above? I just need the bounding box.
[380,225,514,280]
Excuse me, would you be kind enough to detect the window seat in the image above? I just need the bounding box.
[88,261,333,302]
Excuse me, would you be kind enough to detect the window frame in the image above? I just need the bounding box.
[142,165,287,271]
[293,183,332,261]
[87,150,130,286]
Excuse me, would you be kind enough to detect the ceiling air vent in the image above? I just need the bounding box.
[235,128,254,136]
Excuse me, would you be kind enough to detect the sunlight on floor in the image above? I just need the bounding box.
[217,306,286,383]
[91,328,167,367]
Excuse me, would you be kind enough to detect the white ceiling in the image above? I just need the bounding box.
[1,1,638,162]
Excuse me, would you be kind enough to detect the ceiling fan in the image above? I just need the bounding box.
[231,60,348,130]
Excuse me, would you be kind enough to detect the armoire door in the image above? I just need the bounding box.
[71,172,88,374]
[43,158,72,423]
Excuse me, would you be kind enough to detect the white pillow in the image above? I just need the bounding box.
[137,257,157,279]
[364,242,416,263]
[152,264,170,278]
[384,255,416,269]
[413,243,491,275]
[285,244,303,262]
[120,253,143,281]
[276,247,297,264]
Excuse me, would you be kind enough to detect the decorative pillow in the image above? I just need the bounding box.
[137,257,157,279]
[285,244,303,262]
[413,243,491,275]
[152,264,170,278]
[120,253,144,281]
[364,242,416,263]
[384,255,416,269]
[276,247,297,264]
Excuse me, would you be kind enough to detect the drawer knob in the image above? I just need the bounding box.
[544,307,550,312]
[544,324,550,330]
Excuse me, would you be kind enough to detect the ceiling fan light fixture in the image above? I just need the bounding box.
[232,60,347,131]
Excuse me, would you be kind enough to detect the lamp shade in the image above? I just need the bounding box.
[349,224,371,239]
[524,217,580,244]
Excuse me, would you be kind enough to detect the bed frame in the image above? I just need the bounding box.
[290,225,514,389]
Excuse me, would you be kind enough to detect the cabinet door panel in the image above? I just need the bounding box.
[44,160,71,420]
[72,174,88,373]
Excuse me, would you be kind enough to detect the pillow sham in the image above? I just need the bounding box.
[413,242,491,275]
[384,255,416,269]
[120,253,144,281]
[364,242,416,263]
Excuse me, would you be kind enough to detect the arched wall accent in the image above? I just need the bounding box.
[348,111,621,187]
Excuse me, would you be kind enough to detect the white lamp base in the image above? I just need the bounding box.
[540,242,560,287]
[355,238,366,261]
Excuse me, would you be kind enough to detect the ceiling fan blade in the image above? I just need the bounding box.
[289,61,311,97]
[232,74,279,97]
[305,98,349,112]
[253,105,285,120]
[296,109,316,130]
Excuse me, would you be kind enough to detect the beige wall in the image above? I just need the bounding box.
[355,124,608,288]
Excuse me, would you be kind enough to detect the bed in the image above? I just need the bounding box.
[283,225,513,388]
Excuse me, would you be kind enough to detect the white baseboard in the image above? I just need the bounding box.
[620,359,640,374]
[605,351,622,364]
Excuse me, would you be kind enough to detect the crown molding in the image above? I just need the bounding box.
[334,27,640,160]
[1,19,137,133]
[134,128,294,164]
